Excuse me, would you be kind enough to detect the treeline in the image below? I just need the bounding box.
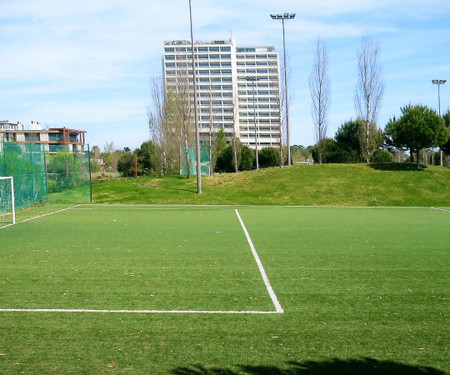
[311,107,450,167]
[92,129,286,178]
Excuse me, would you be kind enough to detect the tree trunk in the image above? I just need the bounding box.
[416,150,420,168]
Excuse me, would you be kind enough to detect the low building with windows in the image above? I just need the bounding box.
[0,120,86,153]
[163,37,282,149]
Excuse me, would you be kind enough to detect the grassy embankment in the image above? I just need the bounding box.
[93,163,450,206]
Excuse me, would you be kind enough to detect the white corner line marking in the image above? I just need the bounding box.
[1,205,79,230]
[0,207,284,315]
[235,209,284,314]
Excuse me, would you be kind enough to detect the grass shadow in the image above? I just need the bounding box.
[172,358,445,375]
[160,175,198,194]
[166,187,198,194]
[369,162,426,171]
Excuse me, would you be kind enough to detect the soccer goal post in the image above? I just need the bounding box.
[0,176,15,225]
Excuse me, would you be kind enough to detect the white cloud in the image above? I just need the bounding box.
[1,0,449,149]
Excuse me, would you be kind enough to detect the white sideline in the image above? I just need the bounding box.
[431,207,450,213]
[234,209,284,314]
[0,308,279,315]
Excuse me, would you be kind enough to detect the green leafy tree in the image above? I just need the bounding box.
[334,119,383,163]
[334,120,364,163]
[259,147,281,168]
[371,149,394,163]
[385,105,449,167]
[135,141,160,175]
[212,129,227,172]
[441,110,450,154]
[239,145,255,171]
[311,138,346,163]
[215,145,234,173]
[117,153,136,177]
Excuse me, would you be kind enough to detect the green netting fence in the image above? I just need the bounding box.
[182,147,210,176]
[0,141,92,210]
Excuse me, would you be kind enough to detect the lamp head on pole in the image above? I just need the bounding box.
[432,79,447,85]
[270,13,296,20]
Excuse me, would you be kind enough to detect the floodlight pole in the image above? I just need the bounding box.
[271,13,295,166]
[189,0,202,193]
[246,76,260,170]
[432,79,446,116]
[432,79,447,166]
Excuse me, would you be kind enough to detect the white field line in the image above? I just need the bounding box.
[0,205,80,230]
[0,222,14,230]
[235,209,284,314]
[431,207,450,213]
[79,203,435,209]
[0,308,279,315]
[19,205,81,224]
[0,205,283,315]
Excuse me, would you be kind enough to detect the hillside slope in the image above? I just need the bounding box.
[93,164,450,206]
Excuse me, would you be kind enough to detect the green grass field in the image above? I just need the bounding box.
[0,204,448,374]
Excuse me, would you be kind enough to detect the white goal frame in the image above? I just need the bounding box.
[0,176,15,225]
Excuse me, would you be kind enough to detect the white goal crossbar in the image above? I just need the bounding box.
[0,176,15,225]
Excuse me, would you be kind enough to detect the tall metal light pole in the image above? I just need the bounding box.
[432,79,446,116]
[432,79,447,166]
[271,13,295,166]
[246,76,260,170]
[189,0,201,193]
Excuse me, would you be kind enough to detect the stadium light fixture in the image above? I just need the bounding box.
[189,0,202,193]
[246,76,260,170]
[271,12,296,166]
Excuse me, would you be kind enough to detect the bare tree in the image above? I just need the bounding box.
[309,36,331,164]
[231,95,240,173]
[148,77,180,176]
[148,78,167,175]
[276,86,285,167]
[173,73,195,178]
[355,36,385,163]
[207,90,217,176]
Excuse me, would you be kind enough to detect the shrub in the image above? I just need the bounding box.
[259,147,280,168]
[215,145,235,173]
[117,154,135,177]
[240,145,255,171]
[371,149,394,163]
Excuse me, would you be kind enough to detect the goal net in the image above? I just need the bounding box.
[0,177,15,225]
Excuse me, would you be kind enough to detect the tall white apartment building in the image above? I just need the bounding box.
[162,37,282,149]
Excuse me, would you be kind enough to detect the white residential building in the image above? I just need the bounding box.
[162,37,282,149]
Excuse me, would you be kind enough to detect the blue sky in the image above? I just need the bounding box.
[1,0,449,150]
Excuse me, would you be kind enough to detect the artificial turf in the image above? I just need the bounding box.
[0,205,448,374]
